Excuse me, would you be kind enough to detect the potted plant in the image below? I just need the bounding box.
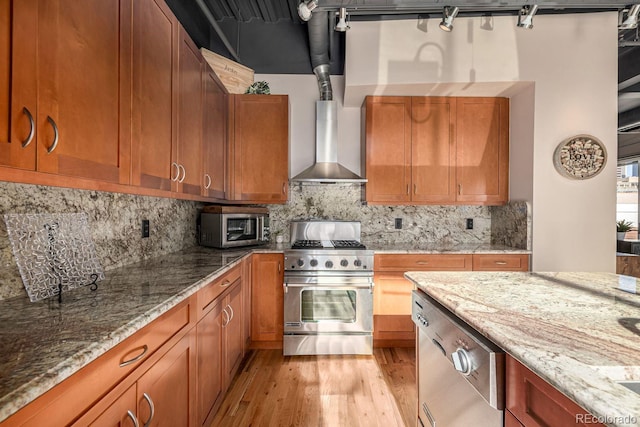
[617,219,633,240]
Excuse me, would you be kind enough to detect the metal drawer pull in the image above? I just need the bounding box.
[142,393,155,427]
[416,261,429,265]
[126,410,139,427]
[228,304,234,321]
[119,344,149,367]
[205,173,212,189]
[178,164,186,183]
[220,279,232,287]
[21,107,35,148]
[494,261,508,265]
[46,116,59,154]
[171,162,180,181]
[222,308,230,327]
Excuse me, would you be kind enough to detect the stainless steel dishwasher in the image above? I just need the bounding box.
[412,289,505,427]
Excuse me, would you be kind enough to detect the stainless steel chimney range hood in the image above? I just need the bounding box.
[291,100,367,184]
[291,12,366,184]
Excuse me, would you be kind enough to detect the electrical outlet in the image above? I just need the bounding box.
[142,219,150,238]
[466,218,473,230]
[395,218,403,229]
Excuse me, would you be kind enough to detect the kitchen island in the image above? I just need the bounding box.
[405,271,640,427]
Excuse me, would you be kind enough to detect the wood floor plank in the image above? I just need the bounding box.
[209,349,416,427]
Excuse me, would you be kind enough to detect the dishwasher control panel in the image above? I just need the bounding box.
[412,289,505,411]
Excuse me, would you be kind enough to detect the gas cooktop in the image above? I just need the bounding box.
[290,239,367,250]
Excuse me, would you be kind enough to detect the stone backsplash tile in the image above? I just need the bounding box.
[269,183,492,245]
[0,182,202,301]
[490,201,531,250]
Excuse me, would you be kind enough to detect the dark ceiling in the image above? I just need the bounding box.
[165,0,640,139]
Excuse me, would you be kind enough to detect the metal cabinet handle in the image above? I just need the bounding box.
[21,107,34,148]
[282,182,286,195]
[416,261,429,265]
[119,345,149,367]
[220,279,231,288]
[171,162,180,181]
[178,164,186,183]
[205,173,212,189]
[46,116,59,154]
[142,393,155,427]
[414,184,417,194]
[222,308,230,327]
[278,262,281,273]
[458,184,462,195]
[126,410,139,427]
[494,261,508,265]
[227,304,234,321]
[406,184,409,195]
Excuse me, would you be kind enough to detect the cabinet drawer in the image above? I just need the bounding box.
[197,264,241,318]
[374,254,472,271]
[5,297,194,427]
[506,355,604,427]
[472,254,529,271]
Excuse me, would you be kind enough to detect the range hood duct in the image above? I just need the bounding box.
[292,12,367,183]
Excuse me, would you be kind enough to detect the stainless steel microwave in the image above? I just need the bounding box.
[198,206,269,248]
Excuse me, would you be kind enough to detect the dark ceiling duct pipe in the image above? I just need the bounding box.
[307,11,332,100]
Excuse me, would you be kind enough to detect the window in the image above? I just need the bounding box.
[617,161,639,240]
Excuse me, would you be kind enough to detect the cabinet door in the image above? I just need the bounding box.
[196,299,224,426]
[373,272,415,343]
[131,0,177,191]
[251,253,284,342]
[456,97,509,204]
[242,255,252,349]
[472,254,529,271]
[87,385,138,427]
[202,64,227,200]
[175,26,203,196]
[36,0,130,183]
[224,282,243,387]
[230,95,288,203]
[0,0,37,170]
[364,96,412,204]
[411,97,457,203]
[137,329,196,427]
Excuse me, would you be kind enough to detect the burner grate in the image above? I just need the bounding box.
[291,240,322,249]
[331,240,367,250]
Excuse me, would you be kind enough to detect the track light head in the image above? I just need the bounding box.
[620,4,640,30]
[335,8,350,32]
[517,4,539,29]
[298,0,318,22]
[439,6,460,32]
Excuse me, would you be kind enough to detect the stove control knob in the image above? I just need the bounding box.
[340,259,349,267]
[325,260,334,269]
[310,259,318,267]
[353,259,362,267]
[451,348,472,376]
[297,259,305,267]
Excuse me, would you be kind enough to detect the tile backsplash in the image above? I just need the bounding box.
[0,182,202,301]
[269,183,494,245]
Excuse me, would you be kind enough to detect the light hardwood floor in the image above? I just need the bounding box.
[210,348,416,427]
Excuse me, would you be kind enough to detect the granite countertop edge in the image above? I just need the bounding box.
[405,271,640,427]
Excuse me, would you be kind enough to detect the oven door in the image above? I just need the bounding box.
[283,274,373,334]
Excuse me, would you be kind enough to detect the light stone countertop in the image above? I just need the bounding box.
[0,245,289,422]
[404,271,640,427]
[0,242,527,422]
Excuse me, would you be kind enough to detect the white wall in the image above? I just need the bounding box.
[259,11,618,272]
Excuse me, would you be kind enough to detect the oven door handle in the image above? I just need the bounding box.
[283,281,374,291]
[283,282,288,294]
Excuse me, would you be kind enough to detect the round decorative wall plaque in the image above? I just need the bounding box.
[553,134,607,180]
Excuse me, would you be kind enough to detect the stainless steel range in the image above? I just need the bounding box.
[283,221,374,356]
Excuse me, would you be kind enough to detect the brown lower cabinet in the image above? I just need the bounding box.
[373,253,529,346]
[250,253,284,347]
[1,261,249,427]
[506,355,605,427]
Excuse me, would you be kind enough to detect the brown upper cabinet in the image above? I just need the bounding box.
[175,26,204,196]
[228,95,289,204]
[363,96,509,205]
[130,0,177,192]
[202,63,227,200]
[0,0,130,184]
